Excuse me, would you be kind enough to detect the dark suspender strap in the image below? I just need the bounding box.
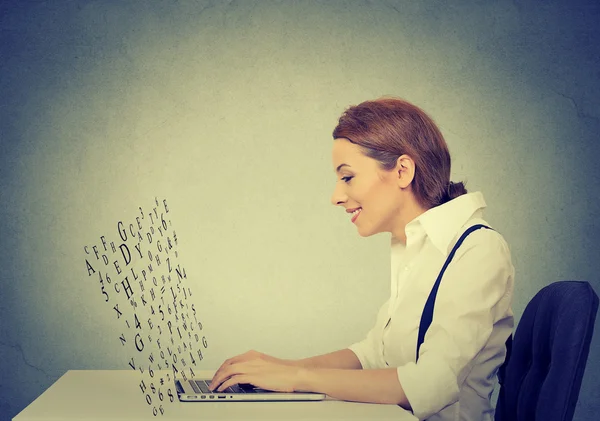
[416,224,493,362]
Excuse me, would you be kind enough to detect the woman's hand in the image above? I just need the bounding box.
[208,350,305,393]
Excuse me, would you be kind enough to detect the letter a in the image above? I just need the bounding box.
[86,259,96,276]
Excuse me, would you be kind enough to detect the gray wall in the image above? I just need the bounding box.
[1,1,599,420]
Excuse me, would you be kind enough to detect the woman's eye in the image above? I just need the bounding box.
[341,176,353,183]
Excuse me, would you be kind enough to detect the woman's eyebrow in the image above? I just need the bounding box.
[336,163,350,173]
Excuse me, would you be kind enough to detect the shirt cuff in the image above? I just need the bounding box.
[397,360,459,420]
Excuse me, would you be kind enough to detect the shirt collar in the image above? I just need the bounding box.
[405,192,487,256]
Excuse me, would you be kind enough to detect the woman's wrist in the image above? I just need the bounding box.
[279,357,305,368]
[294,366,312,392]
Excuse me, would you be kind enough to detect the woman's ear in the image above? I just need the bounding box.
[395,154,415,189]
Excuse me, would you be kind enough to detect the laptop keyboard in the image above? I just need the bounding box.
[190,380,257,394]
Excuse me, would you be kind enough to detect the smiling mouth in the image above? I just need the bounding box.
[351,208,362,223]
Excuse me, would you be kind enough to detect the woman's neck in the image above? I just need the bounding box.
[391,198,429,244]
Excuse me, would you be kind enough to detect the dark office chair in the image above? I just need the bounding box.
[495,281,599,421]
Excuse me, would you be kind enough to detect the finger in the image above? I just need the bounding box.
[217,374,249,392]
[214,360,264,391]
[210,362,241,391]
[208,370,228,391]
[210,364,228,387]
[210,356,239,387]
[211,353,257,388]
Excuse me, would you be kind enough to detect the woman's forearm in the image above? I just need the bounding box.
[286,348,363,370]
[281,349,411,406]
[296,366,410,407]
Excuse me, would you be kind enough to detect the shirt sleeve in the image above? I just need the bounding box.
[347,298,390,369]
[396,229,514,420]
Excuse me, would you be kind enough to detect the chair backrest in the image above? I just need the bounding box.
[495,281,599,421]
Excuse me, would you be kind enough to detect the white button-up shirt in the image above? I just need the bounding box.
[348,192,514,421]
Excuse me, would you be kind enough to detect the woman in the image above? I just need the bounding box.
[209,97,514,421]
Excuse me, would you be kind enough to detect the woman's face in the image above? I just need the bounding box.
[331,138,412,238]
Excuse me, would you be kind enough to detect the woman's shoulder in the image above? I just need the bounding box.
[455,218,512,259]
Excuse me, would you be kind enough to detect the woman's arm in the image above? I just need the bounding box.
[287,348,363,370]
[209,349,362,391]
[297,366,410,407]
[210,353,410,407]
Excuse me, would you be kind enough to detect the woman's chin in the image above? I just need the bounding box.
[356,221,389,237]
[356,225,376,238]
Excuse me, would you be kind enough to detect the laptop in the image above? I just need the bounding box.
[176,378,326,401]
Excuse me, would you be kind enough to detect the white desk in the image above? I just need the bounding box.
[14,370,418,420]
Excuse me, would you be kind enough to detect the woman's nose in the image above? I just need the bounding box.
[330,184,347,206]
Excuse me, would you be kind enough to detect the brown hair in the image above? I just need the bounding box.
[332,97,466,209]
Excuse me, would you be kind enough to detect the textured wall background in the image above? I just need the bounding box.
[1,1,599,420]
